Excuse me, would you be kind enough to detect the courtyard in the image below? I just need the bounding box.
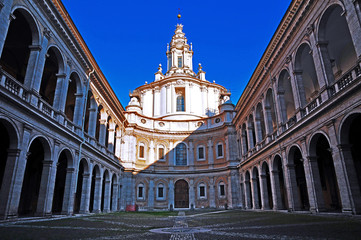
[0,210,360,239]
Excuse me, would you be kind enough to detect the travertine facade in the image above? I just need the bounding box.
[0,0,361,219]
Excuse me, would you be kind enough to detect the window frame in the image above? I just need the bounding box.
[216,142,224,158]
[175,142,187,166]
[219,182,226,198]
[137,183,145,200]
[156,183,165,200]
[138,143,145,159]
[198,183,207,199]
[158,145,165,161]
[197,145,205,161]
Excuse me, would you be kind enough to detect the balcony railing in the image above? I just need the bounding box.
[0,70,28,101]
[329,61,361,96]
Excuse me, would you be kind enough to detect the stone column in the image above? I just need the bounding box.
[207,137,214,166]
[88,106,98,138]
[251,176,260,209]
[287,63,301,116]
[93,176,102,213]
[166,84,171,114]
[168,179,174,209]
[254,116,263,145]
[29,31,50,107]
[80,173,91,213]
[230,170,241,208]
[0,0,14,56]
[98,119,107,146]
[344,1,361,58]
[293,70,307,108]
[244,179,252,209]
[0,148,20,217]
[259,174,270,210]
[115,134,122,159]
[327,121,359,213]
[36,160,55,216]
[154,87,160,116]
[108,129,115,152]
[188,140,194,168]
[316,42,335,85]
[283,159,300,211]
[270,170,283,210]
[209,177,216,208]
[73,92,84,126]
[304,156,324,212]
[168,142,174,168]
[247,125,255,149]
[103,179,111,213]
[111,182,119,212]
[61,167,75,215]
[189,179,195,209]
[148,179,154,209]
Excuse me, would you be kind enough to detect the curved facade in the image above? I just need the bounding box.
[1,0,361,218]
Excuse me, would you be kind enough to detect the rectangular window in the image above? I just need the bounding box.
[198,147,204,160]
[158,187,164,198]
[178,56,182,68]
[138,186,143,198]
[220,185,225,196]
[139,145,144,158]
[200,186,205,197]
[159,148,164,160]
[217,144,223,157]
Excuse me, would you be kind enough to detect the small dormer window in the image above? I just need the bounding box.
[178,56,182,68]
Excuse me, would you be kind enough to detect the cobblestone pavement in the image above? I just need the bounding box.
[0,210,361,239]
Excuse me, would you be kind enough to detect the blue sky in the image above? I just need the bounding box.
[61,0,291,106]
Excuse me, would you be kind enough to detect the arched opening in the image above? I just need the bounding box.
[39,47,63,106]
[318,5,357,81]
[74,158,88,213]
[289,146,309,210]
[255,103,266,142]
[340,113,361,212]
[294,43,320,107]
[0,119,18,193]
[95,105,103,142]
[174,179,189,208]
[0,122,9,191]
[175,143,187,166]
[64,72,80,122]
[0,9,33,84]
[52,150,69,214]
[278,70,296,123]
[241,124,248,154]
[105,116,111,149]
[248,115,256,148]
[273,155,288,209]
[252,167,262,209]
[261,162,273,209]
[245,171,252,209]
[309,134,341,211]
[265,89,277,134]
[89,165,100,213]
[18,138,49,215]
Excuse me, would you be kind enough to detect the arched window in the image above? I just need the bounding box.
[138,143,145,159]
[216,142,224,158]
[219,181,226,197]
[158,145,165,161]
[137,183,144,199]
[176,95,185,112]
[175,143,187,166]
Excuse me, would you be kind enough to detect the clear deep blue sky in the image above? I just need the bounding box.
[61,0,291,107]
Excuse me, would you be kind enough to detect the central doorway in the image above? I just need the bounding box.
[174,179,189,208]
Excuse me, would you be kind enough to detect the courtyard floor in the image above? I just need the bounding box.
[0,209,360,239]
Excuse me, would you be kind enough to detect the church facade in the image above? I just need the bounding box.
[0,0,361,219]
